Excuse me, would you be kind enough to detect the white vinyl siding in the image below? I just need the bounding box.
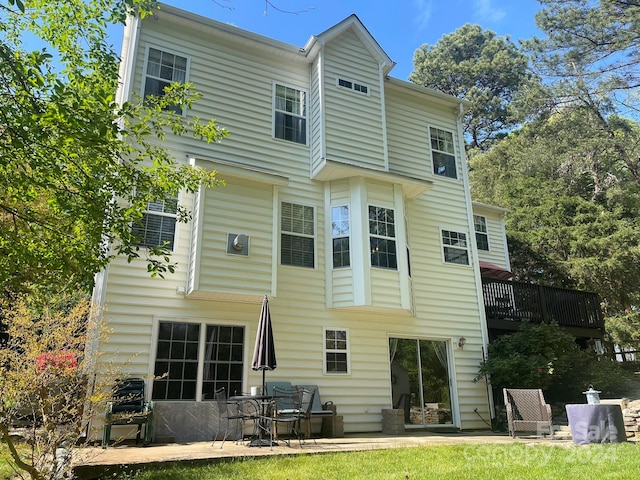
[385,83,460,182]
[474,205,510,268]
[188,178,275,301]
[323,29,386,171]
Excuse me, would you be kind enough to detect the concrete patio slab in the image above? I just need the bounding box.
[73,431,564,479]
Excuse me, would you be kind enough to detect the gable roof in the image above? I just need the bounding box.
[302,14,396,75]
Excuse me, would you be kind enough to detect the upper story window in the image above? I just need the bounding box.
[441,229,469,265]
[132,196,178,250]
[324,328,349,374]
[274,83,307,144]
[430,127,457,179]
[474,215,489,251]
[337,78,369,95]
[144,47,188,114]
[369,206,397,270]
[332,205,350,268]
[281,201,315,268]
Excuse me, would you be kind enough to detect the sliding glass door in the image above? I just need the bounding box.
[389,338,453,426]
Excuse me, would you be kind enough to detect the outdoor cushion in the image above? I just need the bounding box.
[298,385,334,416]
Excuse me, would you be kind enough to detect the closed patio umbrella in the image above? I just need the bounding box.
[252,295,277,395]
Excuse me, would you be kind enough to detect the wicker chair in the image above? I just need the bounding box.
[503,388,554,439]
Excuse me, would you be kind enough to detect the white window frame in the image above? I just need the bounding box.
[429,126,458,179]
[132,195,179,251]
[473,215,490,251]
[369,205,398,270]
[280,201,316,268]
[323,327,350,375]
[331,205,351,268]
[273,82,308,145]
[142,45,190,115]
[336,77,370,96]
[440,228,470,265]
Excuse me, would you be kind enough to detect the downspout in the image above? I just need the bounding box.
[457,102,495,421]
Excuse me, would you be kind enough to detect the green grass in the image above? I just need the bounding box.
[113,443,640,480]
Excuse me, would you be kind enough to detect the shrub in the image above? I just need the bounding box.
[477,322,630,403]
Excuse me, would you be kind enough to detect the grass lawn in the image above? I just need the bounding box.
[106,443,639,480]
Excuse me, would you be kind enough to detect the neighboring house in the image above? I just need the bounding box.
[91,4,496,442]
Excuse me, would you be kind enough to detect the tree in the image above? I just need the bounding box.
[0,0,228,298]
[528,0,640,116]
[410,24,534,150]
[0,294,105,480]
[1,1,228,477]
[469,107,640,349]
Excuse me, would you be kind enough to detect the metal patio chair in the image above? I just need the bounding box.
[503,388,554,439]
[265,386,315,448]
[213,387,260,448]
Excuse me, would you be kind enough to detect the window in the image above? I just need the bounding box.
[332,205,350,268]
[337,78,369,95]
[152,322,200,400]
[152,321,245,401]
[144,47,188,114]
[201,325,245,400]
[324,328,349,374]
[281,202,315,268]
[442,230,469,265]
[369,206,397,270]
[274,84,307,144]
[430,127,457,179]
[132,196,178,250]
[474,215,489,251]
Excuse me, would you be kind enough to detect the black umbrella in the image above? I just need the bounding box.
[252,295,277,395]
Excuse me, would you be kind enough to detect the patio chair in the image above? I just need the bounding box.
[265,386,315,448]
[213,387,260,448]
[503,388,554,439]
[297,384,335,438]
[102,378,153,447]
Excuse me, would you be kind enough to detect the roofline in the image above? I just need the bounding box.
[385,77,472,109]
[472,201,509,214]
[302,14,396,75]
[155,3,306,59]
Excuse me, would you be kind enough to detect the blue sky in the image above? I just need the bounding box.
[147,0,545,80]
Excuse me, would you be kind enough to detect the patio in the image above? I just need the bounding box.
[73,430,558,479]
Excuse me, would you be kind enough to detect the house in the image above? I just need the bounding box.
[90,3,496,442]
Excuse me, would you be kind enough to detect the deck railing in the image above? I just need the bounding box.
[481,278,604,332]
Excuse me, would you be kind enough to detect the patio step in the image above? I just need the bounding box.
[553,424,572,440]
